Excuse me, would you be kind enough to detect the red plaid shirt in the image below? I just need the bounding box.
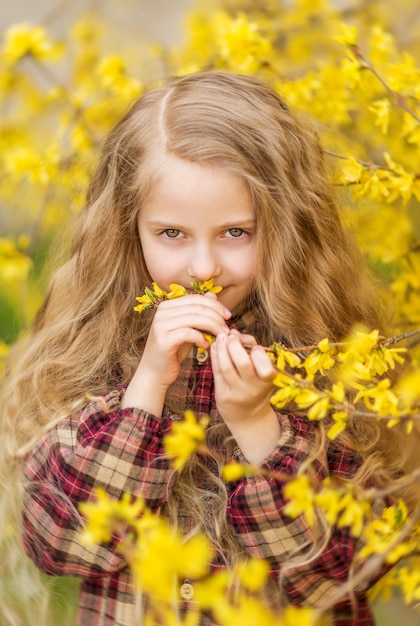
[23,346,380,625]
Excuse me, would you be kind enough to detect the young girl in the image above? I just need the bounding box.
[1,71,413,626]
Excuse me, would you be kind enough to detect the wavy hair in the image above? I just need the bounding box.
[1,71,418,624]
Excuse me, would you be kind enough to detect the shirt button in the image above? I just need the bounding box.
[180,579,194,600]
[196,348,209,364]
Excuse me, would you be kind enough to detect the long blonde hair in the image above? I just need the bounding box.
[0,71,416,624]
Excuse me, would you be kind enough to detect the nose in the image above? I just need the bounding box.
[187,245,221,282]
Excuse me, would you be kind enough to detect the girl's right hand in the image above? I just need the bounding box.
[121,293,231,414]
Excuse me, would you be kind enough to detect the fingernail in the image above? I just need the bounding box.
[217,333,226,343]
[221,326,230,334]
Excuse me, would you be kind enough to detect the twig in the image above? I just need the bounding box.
[351,45,420,124]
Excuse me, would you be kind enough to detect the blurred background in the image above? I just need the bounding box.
[1,1,420,625]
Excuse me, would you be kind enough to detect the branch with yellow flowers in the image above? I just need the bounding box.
[134,281,420,438]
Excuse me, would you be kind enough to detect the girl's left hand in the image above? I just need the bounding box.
[211,329,277,432]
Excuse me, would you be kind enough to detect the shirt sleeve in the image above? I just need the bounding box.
[226,411,381,611]
[22,388,177,579]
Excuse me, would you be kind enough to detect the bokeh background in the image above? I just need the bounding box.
[1,1,420,625]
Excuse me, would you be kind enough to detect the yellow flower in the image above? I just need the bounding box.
[163,410,209,471]
[314,483,343,526]
[133,282,168,313]
[272,344,301,370]
[395,369,420,406]
[301,339,336,378]
[236,558,269,591]
[213,595,278,626]
[222,462,257,482]
[333,22,358,46]
[339,156,363,184]
[360,172,390,202]
[150,281,166,298]
[360,501,416,563]
[284,475,316,526]
[284,605,316,626]
[193,570,230,610]
[271,373,302,408]
[369,99,391,134]
[355,378,400,416]
[79,489,145,545]
[191,279,223,294]
[213,11,272,75]
[167,283,188,299]
[398,564,420,604]
[3,22,61,65]
[131,512,212,600]
[337,493,370,537]
[96,55,143,99]
[327,411,349,440]
[0,238,32,282]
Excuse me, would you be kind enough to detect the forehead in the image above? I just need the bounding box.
[140,155,254,225]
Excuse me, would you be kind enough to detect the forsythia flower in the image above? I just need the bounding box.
[327,411,349,440]
[272,344,302,370]
[336,493,370,537]
[271,373,302,408]
[283,606,316,626]
[339,156,363,184]
[134,280,221,312]
[395,369,420,406]
[301,338,336,377]
[79,489,145,545]
[398,564,420,604]
[212,595,278,626]
[369,98,392,134]
[284,474,316,526]
[134,282,187,312]
[222,462,257,482]
[0,238,32,282]
[355,378,400,417]
[132,512,212,600]
[236,558,270,591]
[360,501,417,563]
[164,410,209,471]
[2,22,61,64]
[167,283,189,299]
[134,282,167,312]
[333,22,358,46]
[213,11,272,74]
[191,278,223,294]
[96,55,143,99]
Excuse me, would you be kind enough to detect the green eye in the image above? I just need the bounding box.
[227,228,244,237]
[164,229,181,238]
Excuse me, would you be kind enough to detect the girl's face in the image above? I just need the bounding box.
[138,156,256,314]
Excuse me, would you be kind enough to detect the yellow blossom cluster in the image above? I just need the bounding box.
[80,487,315,626]
[133,280,221,313]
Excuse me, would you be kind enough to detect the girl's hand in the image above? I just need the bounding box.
[211,331,281,465]
[121,293,230,414]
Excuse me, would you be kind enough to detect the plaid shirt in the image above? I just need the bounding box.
[23,341,379,626]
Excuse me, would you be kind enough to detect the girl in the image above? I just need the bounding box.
[0,71,412,626]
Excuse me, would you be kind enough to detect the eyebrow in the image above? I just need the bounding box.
[145,219,257,229]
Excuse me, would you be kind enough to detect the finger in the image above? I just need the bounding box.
[211,334,239,384]
[159,293,231,320]
[154,304,230,338]
[229,329,257,347]
[217,334,255,382]
[250,346,277,382]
